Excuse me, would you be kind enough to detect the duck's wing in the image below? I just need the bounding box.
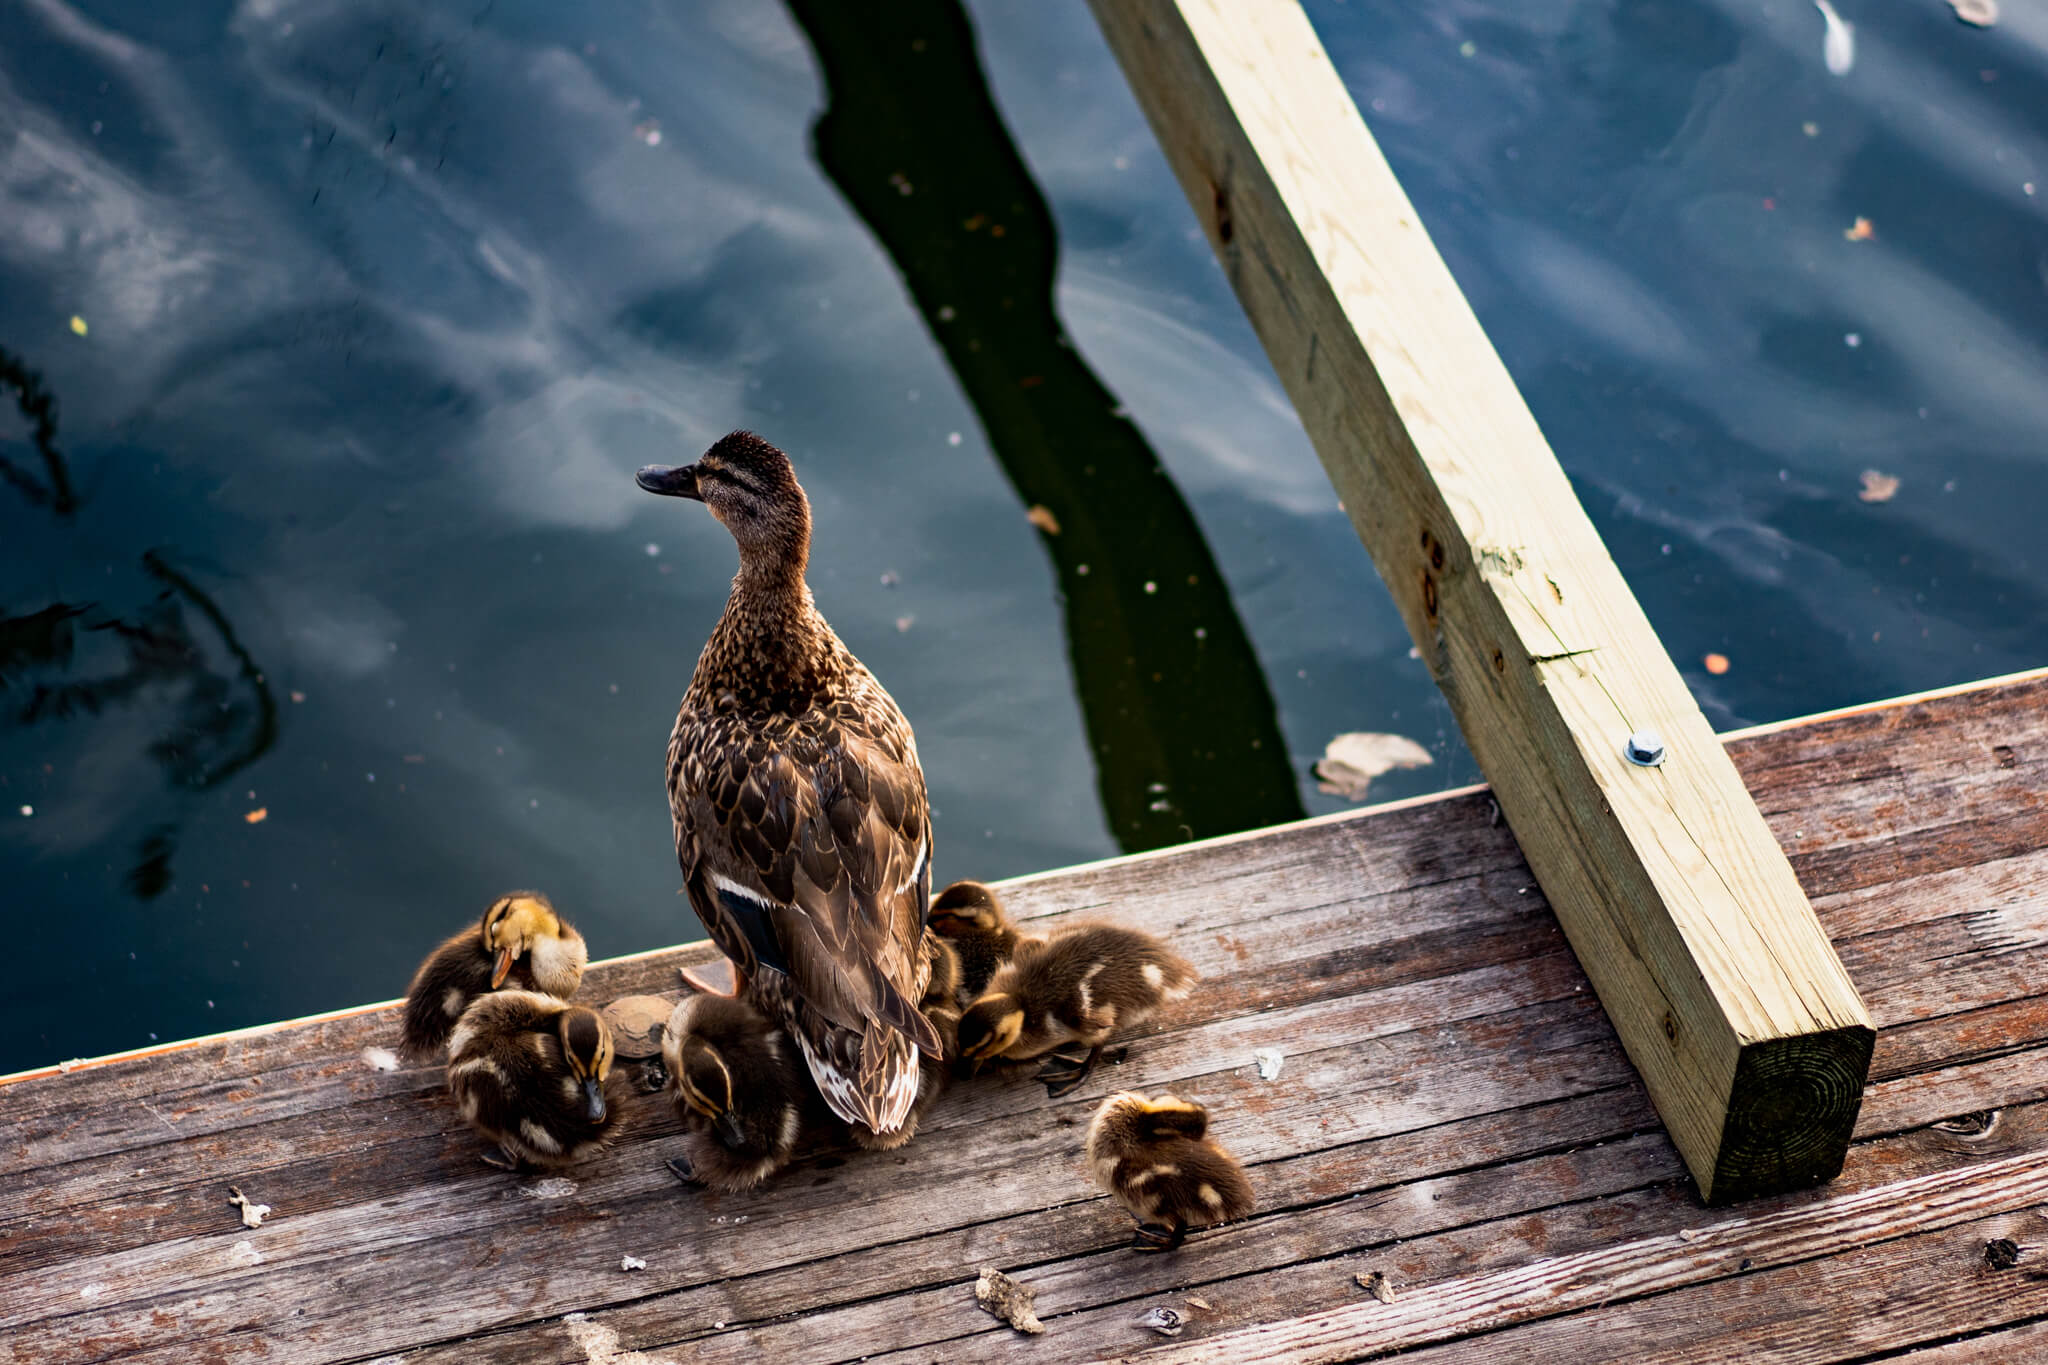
[669,705,940,1127]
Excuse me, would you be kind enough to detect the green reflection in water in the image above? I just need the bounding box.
[786,0,1306,851]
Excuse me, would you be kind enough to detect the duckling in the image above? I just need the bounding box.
[928,880,1032,1003]
[446,990,621,1170]
[662,992,827,1192]
[957,923,1196,1096]
[850,1003,957,1151]
[399,892,589,1059]
[922,930,962,1011]
[1086,1091,1253,1251]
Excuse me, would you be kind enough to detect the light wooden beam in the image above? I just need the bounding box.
[1088,0,1874,1202]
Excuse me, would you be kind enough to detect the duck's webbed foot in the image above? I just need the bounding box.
[480,1146,526,1173]
[1036,1044,1103,1098]
[665,1156,704,1187]
[678,961,740,997]
[1131,1220,1187,1253]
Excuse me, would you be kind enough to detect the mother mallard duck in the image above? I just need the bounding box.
[637,431,941,1137]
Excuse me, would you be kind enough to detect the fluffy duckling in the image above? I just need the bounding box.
[400,892,588,1058]
[663,992,825,1192]
[850,1003,957,1151]
[446,990,621,1170]
[1086,1092,1253,1251]
[957,923,1196,1096]
[928,880,1032,1003]
[922,930,962,1011]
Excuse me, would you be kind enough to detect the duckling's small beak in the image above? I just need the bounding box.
[635,463,702,501]
[581,1077,607,1123]
[490,946,515,990]
[713,1111,746,1148]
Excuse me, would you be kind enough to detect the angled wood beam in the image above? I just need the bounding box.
[1088,0,1874,1202]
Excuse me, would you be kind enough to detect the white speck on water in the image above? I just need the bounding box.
[1815,0,1855,76]
[621,1254,647,1271]
[1149,799,1171,812]
[1194,627,1206,639]
[608,683,619,694]
[1254,1047,1285,1080]
[227,1239,263,1268]
[1660,544,1672,555]
[523,1177,579,1200]
[644,543,661,557]
[365,772,376,783]
[937,306,956,321]
[2026,183,2037,197]
[1845,333,1862,348]
[947,432,962,446]
[1143,581,1158,594]
[362,1046,401,1072]
[1113,155,1129,170]
[17,806,30,817]
[529,798,540,808]
[1076,564,1090,576]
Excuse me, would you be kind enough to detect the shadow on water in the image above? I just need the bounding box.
[784,0,1306,852]
[0,347,277,899]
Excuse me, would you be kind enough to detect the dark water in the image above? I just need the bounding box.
[2,0,2042,1075]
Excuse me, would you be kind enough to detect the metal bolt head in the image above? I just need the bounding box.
[1623,730,1667,767]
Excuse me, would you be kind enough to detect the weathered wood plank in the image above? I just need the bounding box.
[1095,1136,2048,1363]
[1,673,2044,1365]
[1086,0,1873,1203]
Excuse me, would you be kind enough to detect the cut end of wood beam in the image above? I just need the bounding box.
[1706,1024,1877,1204]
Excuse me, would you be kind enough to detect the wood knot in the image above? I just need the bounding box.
[1662,1010,1679,1043]
[1993,744,2018,769]
[1492,648,1505,674]
[1986,1238,2022,1270]
[1420,572,1438,619]
[1212,181,1233,245]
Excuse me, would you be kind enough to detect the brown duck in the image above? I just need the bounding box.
[637,432,940,1135]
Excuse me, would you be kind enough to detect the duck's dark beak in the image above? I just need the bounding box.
[581,1077,607,1123]
[490,946,515,990]
[713,1111,746,1148]
[636,463,702,500]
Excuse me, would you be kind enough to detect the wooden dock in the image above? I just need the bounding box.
[6,667,2048,1362]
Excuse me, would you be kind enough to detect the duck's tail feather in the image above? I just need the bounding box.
[794,1017,921,1133]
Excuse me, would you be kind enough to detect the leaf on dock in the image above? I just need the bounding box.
[1314,732,1433,801]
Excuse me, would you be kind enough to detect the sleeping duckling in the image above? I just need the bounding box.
[400,892,589,1058]
[662,992,827,1192]
[850,1003,958,1151]
[928,880,1033,1003]
[1086,1091,1253,1251]
[957,923,1196,1096]
[446,990,621,1170]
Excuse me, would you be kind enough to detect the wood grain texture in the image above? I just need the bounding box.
[0,671,2045,1365]
[1083,0,1871,1203]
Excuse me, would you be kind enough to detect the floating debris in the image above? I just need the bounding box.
[290,690,307,704]
[1137,1306,1185,1337]
[1314,732,1433,802]
[1356,1270,1397,1303]
[620,1254,647,1272]
[1815,0,1855,75]
[601,995,673,1059]
[362,1046,401,1073]
[1949,0,1998,25]
[227,1186,272,1229]
[1026,504,1062,536]
[632,119,662,147]
[974,1267,1045,1335]
[244,807,268,825]
[1253,1047,1285,1081]
[1844,216,1876,241]
[1859,470,1901,503]
[69,315,88,336]
[895,615,915,633]
[1703,653,1731,676]
[522,1177,580,1200]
